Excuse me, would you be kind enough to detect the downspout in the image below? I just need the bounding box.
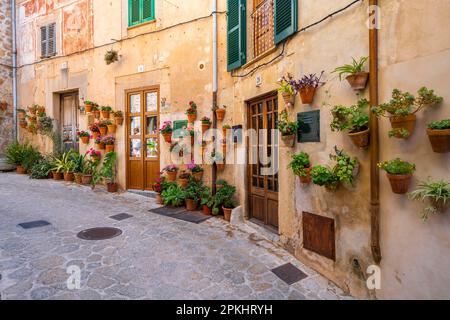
[11,0,17,141]
[369,0,381,264]
[212,0,218,194]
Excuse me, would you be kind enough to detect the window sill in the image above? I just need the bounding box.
[241,46,277,70]
[127,19,156,30]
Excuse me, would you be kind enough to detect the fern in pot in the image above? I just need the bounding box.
[332,56,369,90]
[409,180,450,221]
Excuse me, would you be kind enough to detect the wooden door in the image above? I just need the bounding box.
[126,88,160,190]
[61,92,79,152]
[248,93,279,231]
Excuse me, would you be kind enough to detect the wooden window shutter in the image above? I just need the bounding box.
[274,0,298,44]
[129,0,141,25]
[227,0,246,71]
[47,23,56,56]
[142,0,154,20]
[40,26,48,58]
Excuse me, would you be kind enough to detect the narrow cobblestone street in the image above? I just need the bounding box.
[0,173,350,300]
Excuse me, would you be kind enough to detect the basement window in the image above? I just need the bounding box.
[129,0,155,27]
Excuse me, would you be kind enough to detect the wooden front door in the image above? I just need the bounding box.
[247,93,279,231]
[61,92,79,152]
[126,88,160,190]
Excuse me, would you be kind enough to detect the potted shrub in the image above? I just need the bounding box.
[28,122,37,134]
[73,153,86,184]
[29,155,54,180]
[188,163,204,181]
[213,181,237,221]
[17,108,26,119]
[186,101,198,123]
[95,136,105,150]
[55,151,77,182]
[288,151,312,184]
[311,165,339,191]
[101,106,112,119]
[105,49,119,65]
[78,130,91,144]
[330,98,370,149]
[183,180,201,211]
[19,119,27,129]
[98,120,109,136]
[277,74,296,107]
[427,119,450,153]
[114,110,124,126]
[92,104,100,119]
[28,105,37,115]
[201,116,212,133]
[86,148,101,162]
[372,87,443,139]
[5,141,29,174]
[160,121,173,143]
[37,115,54,136]
[222,124,231,137]
[50,153,66,180]
[378,158,416,194]
[105,120,117,134]
[178,170,190,188]
[332,57,369,90]
[102,135,116,153]
[152,176,165,204]
[293,72,325,104]
[409,180,450,221]
[84,100,95,113]
[213,105,226,121]
[89,122,101,140]
[163,164,178,182]
[81,159,98,185]
[200,186,214,215]
[100,152,119,193]
[162,184,185,207]
[278,110,299,147]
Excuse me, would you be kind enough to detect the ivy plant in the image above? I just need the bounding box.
[288,152,311,177]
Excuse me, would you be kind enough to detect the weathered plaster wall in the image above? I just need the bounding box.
[0,0,13,154]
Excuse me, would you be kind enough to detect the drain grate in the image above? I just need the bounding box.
[110,213,133,221]
[18,220,51,229]
[128,190,156,199]
[271,263,308,285]
[149,207,211,224]
[77,227,122,241]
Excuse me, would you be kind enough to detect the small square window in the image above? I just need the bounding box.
[129,0,155,27]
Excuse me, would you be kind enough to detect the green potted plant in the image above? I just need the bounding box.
[84,100,95,113]
[278,110,299,147]
[188,163,204,181]
[160,121,173,143]
[201,116,212,133]
[114,110,124,126]
[378,158,416,194]
[101,106,113,119]
[59,150,77,182]
[186,101,198,123]
[50,153,65,180]
[102,135,116,153]
[105,119,116,134]
[409,180,450,221]
[98,120,109,136]
[162,184,185,207]
[81,159,98,185]
[99,151,118,192]
[152,176,165,205]
[178,170,191,188]
[162,164,178,182]
[222,124,231,137]
[92,104,100,119]
[213,181,237,221]
[427,119,450,153]
[89,122,101,140]
[5,141,28,174]
[372,87,443,139]
[77,130,91,144]
[183,180,202,211]
[200,185,214,215]
[277,74,296,107]
[73,153,86,184]
[331,98,370,149]
[332,57,369,90]
[29,155,53,180]
[288,151,312,184]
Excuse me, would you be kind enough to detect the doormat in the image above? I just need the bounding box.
[18,220,51,230]
[149,207,211,224]
[109,213,134,221]
[128,190,156,199]
[271,263,308,285]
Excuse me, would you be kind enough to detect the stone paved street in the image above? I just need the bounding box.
[0,173,350,300]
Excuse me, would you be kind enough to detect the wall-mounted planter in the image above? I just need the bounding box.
[281,134,295,147]
[215,108,226,121]
[346,72,369,90]
[386,173,412,194]
[299,167,312,184]
[107,124,117,134]
[281,92,295,107]
[105,145,114,153]
[427,128,450,153]
[187,113,197,123]
[162,133,172,143]
[389,114,416,139]
[347,128,370,149]
[99,126,108,136]
[85,104,93,113]
[80,136,90,144]
[299,85,317,104]
[114,117,124,126]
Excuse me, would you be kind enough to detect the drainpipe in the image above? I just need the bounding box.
[369,0,381,264]
[11,0,17,141]
[212,0,218,194]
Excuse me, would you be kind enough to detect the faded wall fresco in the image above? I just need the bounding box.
[62,1,92,55]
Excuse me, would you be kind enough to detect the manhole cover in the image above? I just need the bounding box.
[77,227,122,240]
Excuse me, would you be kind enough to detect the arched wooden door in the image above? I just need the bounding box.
[126,87,160,190]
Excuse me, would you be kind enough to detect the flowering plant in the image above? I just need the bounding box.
[95,136,103,144]
[277,74,296,95]
[98,120,109,128]
[278,110,299,136]
[187,163,204,173]
[160,121,173,134]
[101,135,116,145]
[162,164,179,173]
[185,101,198,115]
[293,72,326,90]
[77,130,91,138]
[88,122,100,133]
[153,177,164,193]
[201,116,211,125]
[86,148,101,158]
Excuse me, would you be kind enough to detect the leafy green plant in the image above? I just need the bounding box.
[82,159,98,175]
[331,98,369,133]
[311,165,339,190]
[212,181,237,214]
[104,50,119,65]
[51,150,76,173]
[99,152,117,183]
[5,141,27,166]
[29,155,53,179]
[278,110,299,136]
[428,119,450,130]
[183,180,202,201]
[378,158,416,175]
[409,180,450,221]
[101,106,113,112]
[162,184,185,207]
[332,57,368,80]
[277,75,295,95]
[200,186,214,208]
[37,116,54,136]
[288,152,311,177]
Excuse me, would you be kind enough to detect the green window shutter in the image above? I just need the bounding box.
[274,0,298,44]
[227,0,246,71]
[142,0,154,21]
[129,0,141,26]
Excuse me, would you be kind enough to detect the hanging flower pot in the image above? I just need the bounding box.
[162,133,172,143]
[426,120,450,153]
[101,110,110,119]
[202,205,212,215]
[97,142,105,150]
[389,114,417,139]
[17,110,26,119]
[281,134,295,147]
[107,182,118,193]
[299,85,317,104]
[299,167,312,184]
[166,170,177,182]
[85,103,93,113]
[215,108,226,121]
[187,113,197,123]
[386,173,412,195]
[348,127,370,149]
[107,124,117,134]
[64,172,74,182]
[16,165,26,174]
[93,110,100,119]
[52,171,63,180]
[80,136,90,144]
[281,92,295,107]
[115,116,124,126]
[99,126,108,136]
[222,207,232,222]
[201,123,211,134]
[346,72,369,91]
[74,173,83,184]
[92,132,100,140]
[82,174,92,185]
[185,199,198,211]
[105,144,114,153]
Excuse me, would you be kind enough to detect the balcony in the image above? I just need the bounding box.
[249,0,275,61]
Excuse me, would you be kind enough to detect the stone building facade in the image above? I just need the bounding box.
[0,0,13,154]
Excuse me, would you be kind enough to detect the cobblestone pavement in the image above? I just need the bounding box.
[0,173,351,300]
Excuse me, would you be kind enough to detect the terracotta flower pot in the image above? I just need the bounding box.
[223,207,233,222]
[115,117,124,126]
[216,163,225,171]
[18,112,26,119]
[299,85,317,104]
[166,171,177,182]
[97,142,105,150]
[92,132,100,140]
[19,121,27,128]
[82,174,92,185]
[427,128,450,153]
[107,124,117,134]
[348,127,370,149]
[99,126,108,136]
[281,134,295,147]
[390,114,416,139]
[16,165,26,174]
[85,104,93,113]
[156,193,163,205]
[386,173,412,195]
[185,199,198,211]
[187,113,197,123]
[178,178,189,188]
[162,133,172,144]
[193,171,203,182]
[80,136,90,144]
[299,167,312,184]
[281,92,295,107]
[222,128,229,138]
[101,111,110,119]
[346,72,369,90]
[202,205,212,215]
[222,144,227,155]
[64,172,74,182]
[52,171,63,180]
[74,173,83,184]
[201,123,211,134]
[190,135,195,146]
[107,182,118,193]
[105,144,114,153]
[93,111,100,119]
[216,108,226,121]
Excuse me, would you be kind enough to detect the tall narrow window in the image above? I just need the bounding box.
[40,23,56,58]
[129,0,155,27]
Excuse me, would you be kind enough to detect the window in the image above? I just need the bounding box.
[129,0,155,27]
[40,23,56,58]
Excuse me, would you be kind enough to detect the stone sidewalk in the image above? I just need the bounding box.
[0,173,351,300]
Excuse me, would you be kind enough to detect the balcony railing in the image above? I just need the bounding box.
[250,0,275,61]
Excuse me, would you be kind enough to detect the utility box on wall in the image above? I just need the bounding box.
[297,110,320,143]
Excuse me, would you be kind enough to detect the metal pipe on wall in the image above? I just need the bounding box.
[11,0,17,141]
[212,0,218,194]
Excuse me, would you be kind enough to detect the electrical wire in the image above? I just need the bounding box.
[231,0,363,78]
